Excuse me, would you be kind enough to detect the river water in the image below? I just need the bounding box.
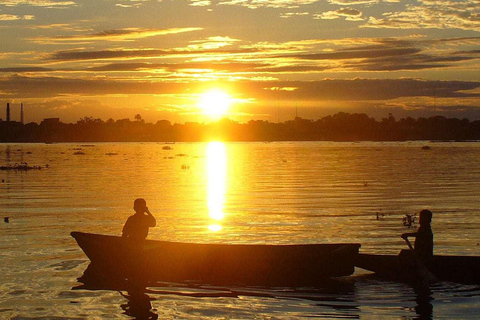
[1,141,480,319]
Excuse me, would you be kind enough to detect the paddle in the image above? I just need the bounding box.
[403,238,437,285]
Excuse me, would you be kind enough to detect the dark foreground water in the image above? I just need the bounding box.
[1,142,480,319]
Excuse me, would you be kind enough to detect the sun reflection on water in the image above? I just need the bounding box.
[206,141,227,231]
[208,224,223,232]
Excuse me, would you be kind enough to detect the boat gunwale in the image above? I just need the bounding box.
[71,231,361,249]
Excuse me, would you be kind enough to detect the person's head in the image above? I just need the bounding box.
[134,198,147,214]
[419,209,432,226]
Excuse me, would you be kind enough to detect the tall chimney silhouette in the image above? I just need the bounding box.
[20,103,24,124]
[6,103,10,122]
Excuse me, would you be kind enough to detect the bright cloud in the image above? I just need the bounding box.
[0,0,75,6]
[363,0,480,31]
[0,14,21,20]
[188,36,241,50]
[218,0,318,9]
[329,0,378,4]
[280,12,309,18]
[31,27,203,43]
[0,13,35,20]
[315,8,363,21]
[189,0,211,6]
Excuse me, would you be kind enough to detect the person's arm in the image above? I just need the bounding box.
[401,231,417,240]
[122,218,131,237]
[145,207,156,227]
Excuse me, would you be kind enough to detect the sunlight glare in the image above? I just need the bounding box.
[198,89,232,118]
[208,224,223,232]
[207,141,227,223]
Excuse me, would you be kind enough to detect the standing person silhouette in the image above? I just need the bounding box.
[122,198,156,241]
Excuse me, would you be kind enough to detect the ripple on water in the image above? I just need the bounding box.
[48,260,87,271]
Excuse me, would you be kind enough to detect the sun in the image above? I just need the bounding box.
[198,89,232,118]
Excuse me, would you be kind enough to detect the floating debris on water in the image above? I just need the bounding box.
[421,146,431,150]
[4,217,9,223]
[176,153,187,157]
[73,151,85,155]
[162,146,173,150]
[25,151,32,155]
[105,153,118,156]
[0,162,47,171]
[181,164,190,170]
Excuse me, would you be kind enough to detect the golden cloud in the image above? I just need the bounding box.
[31,27,203,43]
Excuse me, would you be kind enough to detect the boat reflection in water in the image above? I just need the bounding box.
[73,262,364,320]
[206,141,227,232]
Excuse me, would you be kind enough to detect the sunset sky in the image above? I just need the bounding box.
[1,0,480,123]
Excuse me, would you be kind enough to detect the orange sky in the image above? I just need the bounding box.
[1,0,480,123]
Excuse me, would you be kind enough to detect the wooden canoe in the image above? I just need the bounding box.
[71,232,360,286]
[356,250,480,284]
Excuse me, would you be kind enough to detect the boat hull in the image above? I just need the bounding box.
[356,251,480,284]
[72,232,360,286]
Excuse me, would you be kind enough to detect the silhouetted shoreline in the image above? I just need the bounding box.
[1,112,480,142]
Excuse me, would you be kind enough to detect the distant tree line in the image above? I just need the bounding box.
[1,112,480,142]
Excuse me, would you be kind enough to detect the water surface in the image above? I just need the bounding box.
[1,142,480,319]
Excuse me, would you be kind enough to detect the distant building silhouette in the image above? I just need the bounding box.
[3,102,25,124]
[41,118,60,126]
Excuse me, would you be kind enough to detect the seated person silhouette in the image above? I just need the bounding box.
[122,198,156,241]
[401,209,434,263]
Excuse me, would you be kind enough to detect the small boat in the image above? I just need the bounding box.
[356,250,480,284]
[71,232,360,286]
